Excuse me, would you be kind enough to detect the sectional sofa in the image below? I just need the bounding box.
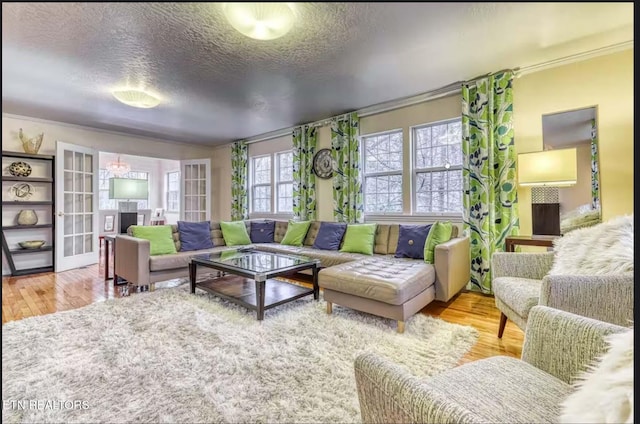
[115,220,470,331]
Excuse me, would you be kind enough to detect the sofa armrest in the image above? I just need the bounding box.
[522,305,627,384]
[354,352,479,424]
[434,236,470,302]
[540,273,634,327]
[114,235,150,286]
[492,252,554,280]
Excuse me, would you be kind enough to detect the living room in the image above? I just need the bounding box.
[2,3,634,423]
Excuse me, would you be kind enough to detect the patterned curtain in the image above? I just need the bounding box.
[292,125,317,220]
[462,71,519,294]
[230,141,248,221]
[331,113,363,223]
[590,119,600,210]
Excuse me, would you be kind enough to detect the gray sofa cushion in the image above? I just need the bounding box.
[254,243,366,268]
[319,258,435,305]
[493,277,542,319]
[425,356,571,423]
[149,246,243,271]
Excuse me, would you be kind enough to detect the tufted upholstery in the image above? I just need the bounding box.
[303,221,321,246]
[274,221,288,243]
[319,259,435,305]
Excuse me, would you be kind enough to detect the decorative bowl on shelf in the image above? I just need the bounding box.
[8,161,32,177]
[18,240,45,249]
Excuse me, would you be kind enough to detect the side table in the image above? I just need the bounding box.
[504,235,559,252]
[103,235,127,285]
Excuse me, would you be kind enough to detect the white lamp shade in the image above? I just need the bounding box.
[109,178,149,200]
[518,148,577,187]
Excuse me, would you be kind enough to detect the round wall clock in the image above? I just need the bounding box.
[312,148,334,179]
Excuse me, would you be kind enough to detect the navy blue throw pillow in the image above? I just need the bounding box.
[250,220,275,243]
[313,222,347,251]
[394,224,432,259]
[178,221,214,252]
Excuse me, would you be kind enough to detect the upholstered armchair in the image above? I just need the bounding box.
[354,306,627,424]
[492,251,634,337]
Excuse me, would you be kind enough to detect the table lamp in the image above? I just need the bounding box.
[518,148,577,236]
[109,178,149,233]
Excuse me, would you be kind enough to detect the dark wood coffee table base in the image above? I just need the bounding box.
[189,262,319,320]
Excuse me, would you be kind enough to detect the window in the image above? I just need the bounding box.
[276,151,293,213]
[98,169,149,210]
[412,119,463,214]
[249,150,294,215]
[166,171,180,212]
[362,130,403,213]
[250,155,272,213]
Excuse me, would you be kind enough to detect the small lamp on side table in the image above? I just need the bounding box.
[108,178,149,233]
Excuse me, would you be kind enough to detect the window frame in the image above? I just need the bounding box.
[249,154,273,215]
[410,117,463,219]
[361,128,404,215]
[248,150,295,218]
[166,170,180,213]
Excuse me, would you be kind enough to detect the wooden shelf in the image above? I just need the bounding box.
[2,201,53,206]
[2,151,56,277]
[12,266,54,276]
[2,176,54,183]
[3,224,53,230]
[10,246,53,255]
[2,151,54,161]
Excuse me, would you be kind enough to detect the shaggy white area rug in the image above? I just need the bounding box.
[2,285,478,423]
[549,214,634,275]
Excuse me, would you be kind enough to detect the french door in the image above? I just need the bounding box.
[55,142,99,272]
[180,159,211,222]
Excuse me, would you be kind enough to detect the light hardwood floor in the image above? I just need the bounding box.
[2,250,524,363]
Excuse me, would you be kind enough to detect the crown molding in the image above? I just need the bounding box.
[1,112,211,150]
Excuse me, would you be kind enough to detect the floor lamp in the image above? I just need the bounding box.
[518,148,577,236]
[108,178,149,233]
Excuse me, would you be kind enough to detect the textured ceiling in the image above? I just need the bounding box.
[2,2,633,146]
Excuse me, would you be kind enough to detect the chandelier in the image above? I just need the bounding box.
[106,156,131,177]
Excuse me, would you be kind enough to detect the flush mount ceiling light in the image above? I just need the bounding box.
[223,3,295,40]
[112,89,161,109]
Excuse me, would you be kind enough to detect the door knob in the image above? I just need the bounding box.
[57,211,64,216]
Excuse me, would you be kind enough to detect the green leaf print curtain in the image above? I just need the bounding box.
[292,125,317,220]
[462,71,519,294]
[230,141,248,221]
[331,113,363,223]
[590,119,600,210]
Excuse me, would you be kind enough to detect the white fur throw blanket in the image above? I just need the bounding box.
[549,214,634,275]
[560,329,634,423]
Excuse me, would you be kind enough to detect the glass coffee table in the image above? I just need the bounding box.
[189,248,321,320]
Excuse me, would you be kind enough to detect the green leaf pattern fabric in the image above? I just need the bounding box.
[231,141,248,221]
[331,113,364,223]
[292,125,317,220]
[462,71,519,294]
[590,119,600,210]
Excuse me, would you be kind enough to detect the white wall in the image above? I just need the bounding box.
[2,113,213,275]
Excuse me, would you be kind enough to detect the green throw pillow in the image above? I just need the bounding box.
[280,220,311,246]
[131,225,177,256]
[340,223,377,255]
[423,221,453,264]
[220,221,251,246]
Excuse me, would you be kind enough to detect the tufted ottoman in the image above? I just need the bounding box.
[319,258,436,333]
